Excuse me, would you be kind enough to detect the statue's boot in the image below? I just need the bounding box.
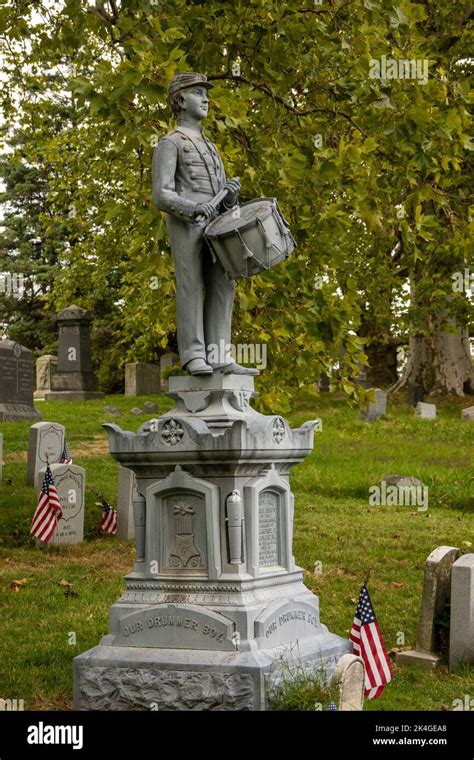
[213,362,259,376]
[185,358,213,376]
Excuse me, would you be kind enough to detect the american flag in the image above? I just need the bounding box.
[30,464,63,544]
[327,701,338,711]
[350,583,393,699]
[98,496,117,535]
[60,440,72,464]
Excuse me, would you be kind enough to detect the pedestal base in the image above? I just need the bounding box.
[0,403,42,422]
[44,391,104,401]
[74,632,351,711]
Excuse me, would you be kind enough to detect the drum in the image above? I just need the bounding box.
[204,197,296,280]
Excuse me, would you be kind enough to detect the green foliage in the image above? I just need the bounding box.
[0,1,472,401]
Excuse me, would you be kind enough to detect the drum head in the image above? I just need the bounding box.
[205,197,275,236]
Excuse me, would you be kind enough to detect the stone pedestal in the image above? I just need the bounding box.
[45,306,103,401]
[74,374,351,711]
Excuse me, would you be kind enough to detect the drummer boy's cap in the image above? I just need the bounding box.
[168,72,213,100]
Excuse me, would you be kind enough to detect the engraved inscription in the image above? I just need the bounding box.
[259,491,279,567]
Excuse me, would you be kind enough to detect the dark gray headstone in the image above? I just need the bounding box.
[0,340,42,421]
[408,383,425,407]
[125,363,161,396]
[46,306,104,401]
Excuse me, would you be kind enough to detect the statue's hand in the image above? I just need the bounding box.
[194,202,216,221]
[224,178,241,204]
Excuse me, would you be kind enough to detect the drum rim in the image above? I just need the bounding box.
[204,196,278,239]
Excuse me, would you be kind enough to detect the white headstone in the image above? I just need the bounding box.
[360,388,387,420]
[415,402,436,419]
[449,554,474,672]
[461,406,474,421]
[117,466,139,540]
[27,422,65,487]
[38,463,85,546]
[332,653,365,711]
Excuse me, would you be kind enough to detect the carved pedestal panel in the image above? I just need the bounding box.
[74,374,351,710]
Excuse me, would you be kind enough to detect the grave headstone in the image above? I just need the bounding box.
[408,383,425,407]
[38,463,85,545]
[34,355,58,400]
[130,407,143,416]
[0,340,42,422]
[46,305,104,401]
[125,363,161,396]
[449,554,474,672]
[143,401,158,414]
[360,388,387,421]
[461,406,474,421]
[27,421,65,487]
[415,402,436,419]
[160,352,179,392]
[104,406,122,416]
[332,653,365,711]
[117,466,139,540]
[397,545,459,669]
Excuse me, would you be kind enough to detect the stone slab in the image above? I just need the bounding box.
[415,402,436,419]
[332,653,365,710]
[27,421,65,488]
[449,554,474,672]
[117,466,138,540]
[461,406,474,421]
[169,374,255,393]
[360,388,387,421]
[416,545,459,654]
[396,650,442,670]
[125,363,161,396]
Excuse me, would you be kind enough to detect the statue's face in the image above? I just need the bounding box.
[179,85,209,120]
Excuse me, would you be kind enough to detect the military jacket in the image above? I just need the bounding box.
[152,125,229,221]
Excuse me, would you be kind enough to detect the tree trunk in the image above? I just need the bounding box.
[391,319,473,396]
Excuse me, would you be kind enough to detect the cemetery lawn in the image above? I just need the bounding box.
[0,392,472,711]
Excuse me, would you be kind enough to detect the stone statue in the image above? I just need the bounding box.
[152,72,258,377]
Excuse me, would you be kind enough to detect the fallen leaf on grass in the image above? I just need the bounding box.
[10,578,27,591]
[392,582,405,589]
[392,533,401,538]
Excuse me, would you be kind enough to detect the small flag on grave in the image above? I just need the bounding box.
[60,440,73,464]
[350,582,393,699]
[30,463,63,543]
[98,494,117,535]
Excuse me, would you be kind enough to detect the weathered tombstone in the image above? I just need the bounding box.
[461,406,474,421]
[360,388,387,421]
[27,421,65,487]
[38,463,85,545]
[407,383,425,407]
[415,402,436,420]
[104,406,122,416]
[0,433,3,486]
[45,306,104,401]
[125,363,161,396]
[130,407,143,416]
[332,653,365,711]
[160,352,179,392]
[116,466,139,540]
[34,355,58,400]
[0,340,42,422]
[397,546,460,669]
[143,401,158,414]
[449,554,474,672]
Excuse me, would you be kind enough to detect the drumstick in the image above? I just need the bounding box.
[194,179,239,226]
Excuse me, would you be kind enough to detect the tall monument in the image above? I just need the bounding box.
[73,73,351,710]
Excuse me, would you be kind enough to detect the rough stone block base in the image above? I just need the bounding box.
[396,649,442,670]
[74,633,351,711]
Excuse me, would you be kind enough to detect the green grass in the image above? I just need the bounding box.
[0,391,473,710]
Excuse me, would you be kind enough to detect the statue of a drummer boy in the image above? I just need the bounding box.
[152,71,258,376]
